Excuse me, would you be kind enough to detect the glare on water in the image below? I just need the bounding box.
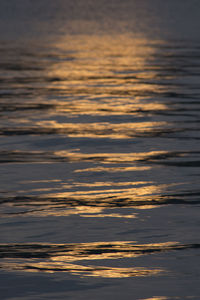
[0,1,200,299]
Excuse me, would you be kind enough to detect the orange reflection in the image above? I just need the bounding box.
[139,298,168,300]
[4,34,173,141]
[45,183,170,199]
[29,98,167,117]
[1,149,181,164]
[75,166,151,173]
[29,34,171,131]
[53,150,175,163]
[33,120,168,139]
[2,178,175,217]
[1,261,163,278]
[0,241,176,277]
[28,183,170,217]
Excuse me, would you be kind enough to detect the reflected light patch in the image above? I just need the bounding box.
[1,180,175,217]
[0,241,179,277]
[81,213,137,219]
[35,120,169,139]
[49,183,170,198]
[31,99,168,117]
[139,297,168,300]
[75,166,151,173]
[1,261,163,278]
[54,150,177,163]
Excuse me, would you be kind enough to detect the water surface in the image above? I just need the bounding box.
[0,1,200,299]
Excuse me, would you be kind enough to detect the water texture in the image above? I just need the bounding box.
[0,1,200,299]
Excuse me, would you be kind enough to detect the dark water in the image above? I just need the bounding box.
[0,1,200,299]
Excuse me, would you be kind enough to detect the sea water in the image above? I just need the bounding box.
[0,1,200,299]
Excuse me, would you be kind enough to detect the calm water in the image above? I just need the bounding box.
[0,1,200,299]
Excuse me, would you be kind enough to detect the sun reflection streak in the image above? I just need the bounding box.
[139,297,168,300]
[31,120,169,139]
[53,150,178,163]
[1,261,163,278]
[0,241,179,277]
[1,35,174,141]
[75,166,151,173]
[1,178,176,217]
[45,183,171,198]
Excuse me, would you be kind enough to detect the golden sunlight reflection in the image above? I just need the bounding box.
[3,204,137,218]
[0,149,184,165]
[45,183,171,199]
[0,32,175,150]
[19,207,138,218]
[11,149,178,167]
[53,150,175,163]
[1,35,173,142]
[28,34,170,123]
[139,297,168,300]
[82,213,136,218]
[74,166,151,173]
[43,99,168,116]
[34,120,168,139]
[1,261,163,278]
[49,34,157,76]
[0,241,177,277]
[2,179,174,217]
